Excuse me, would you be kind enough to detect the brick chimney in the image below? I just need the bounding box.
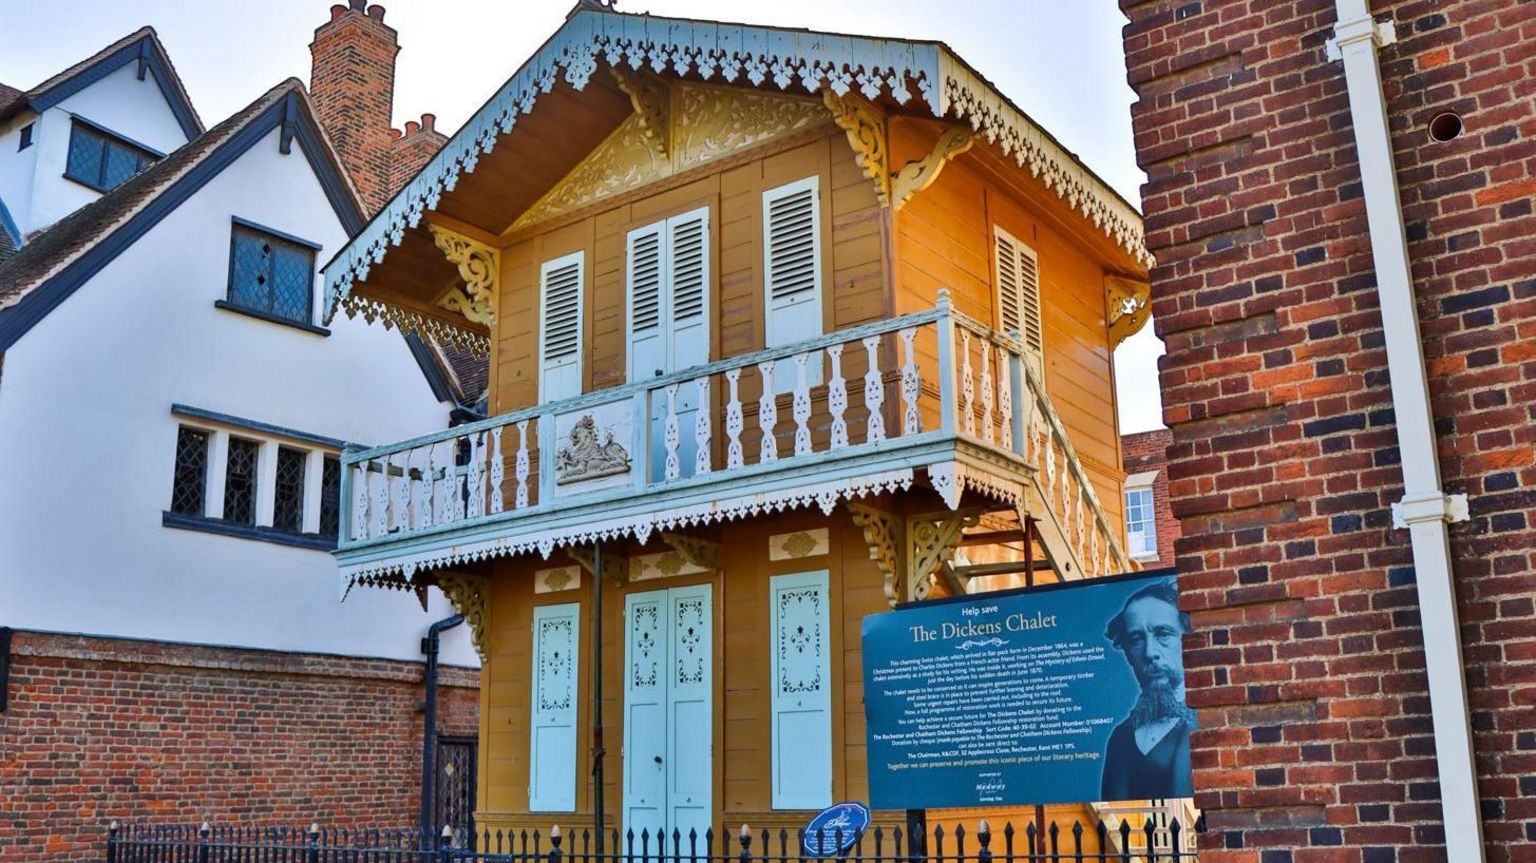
[310,1,399,214]
[389,113,448,194]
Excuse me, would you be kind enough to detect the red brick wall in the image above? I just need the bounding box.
[309,1,400,214]
[0,631,479,862]
[1122,428,1181,569]
[1120,1,1536,862]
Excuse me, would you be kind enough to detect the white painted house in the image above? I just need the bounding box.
[0,30,477,668]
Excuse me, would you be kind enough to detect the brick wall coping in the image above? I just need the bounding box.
[7,628,481,689]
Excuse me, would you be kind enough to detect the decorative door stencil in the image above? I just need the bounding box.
[630,602,660,690]
[675,598,706,685]
[776,586,825,695]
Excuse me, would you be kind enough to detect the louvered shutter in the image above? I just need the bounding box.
[769,570,832,810]
[626,223,666,383]
[764,177,824,391]
[529,602,580,812]
[539,252,584,401]
[994,226,1044,374]
[668,208,710,371]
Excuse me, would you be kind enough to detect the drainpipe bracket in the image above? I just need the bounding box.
[1392,492,1469,528]
[1326,16,1398,60]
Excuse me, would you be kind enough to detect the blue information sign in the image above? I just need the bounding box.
[802,802,871,856]
[861,569,1193,810]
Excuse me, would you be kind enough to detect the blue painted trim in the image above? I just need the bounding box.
[29,34,202,140]
[69,115,167,159]
[403,332,457,405]
[162,510,336,551]
[213,300,330,336]
[0,197,19,248]
[229,215,322,251]
[170,403,351,449]
[0,88,365,352]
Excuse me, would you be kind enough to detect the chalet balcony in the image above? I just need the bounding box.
[336,292,1132,595]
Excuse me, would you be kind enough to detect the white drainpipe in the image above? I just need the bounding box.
[1327,3,1482,861]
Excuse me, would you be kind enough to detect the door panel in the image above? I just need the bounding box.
[623,584,713,840]
[624,593,667,832]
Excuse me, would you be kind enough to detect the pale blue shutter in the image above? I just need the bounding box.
[626,224,666,383]
[763,177,823,391]
[540,252,585,401]
[769,570,832,810]
[530,602,580,812]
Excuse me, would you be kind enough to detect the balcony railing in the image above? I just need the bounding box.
[338,293,1130,582]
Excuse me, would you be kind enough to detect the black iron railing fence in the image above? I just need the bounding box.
[106,817,1201,863]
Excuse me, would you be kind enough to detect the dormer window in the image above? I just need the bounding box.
[221,219,320,328]
[64,119,159,192]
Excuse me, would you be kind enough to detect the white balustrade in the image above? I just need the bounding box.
[827,344,848,451]
[338,296,1135,578]
[757,360,778,463]
[489,426,505,515]
[863,336,885,443]
[725,369,744,469]
[792,352,812,457]
[694,378,712,475]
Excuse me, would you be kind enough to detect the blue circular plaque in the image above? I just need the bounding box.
[802,802,871,857]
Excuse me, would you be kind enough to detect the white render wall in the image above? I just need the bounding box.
[0,60,192,237]
[0,124,477,667]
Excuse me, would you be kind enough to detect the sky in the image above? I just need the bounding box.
[0,0,1166,433]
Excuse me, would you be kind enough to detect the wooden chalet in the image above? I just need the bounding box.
[320,2,1156,847]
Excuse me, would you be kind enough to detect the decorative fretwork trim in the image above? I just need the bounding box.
[890,125,974,210]
[436,572,489,661]
[332,292,490,354]
[1105,275,1151,348]
[428,224,499,327]
[823,89,889,204]
[341,468,915,592]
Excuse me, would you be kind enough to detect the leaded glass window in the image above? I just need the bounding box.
[273,446,307,534]
[64,121,156,191]
[319,455,341,539]
[170,427,209,516]
[227,225,316,325]
[224,437,260,526]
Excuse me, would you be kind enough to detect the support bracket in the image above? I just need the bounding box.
[1106,275,1152,348]
[660,531,721,571]
[907,508,984,601]
[849,502,905,605]
[823,89,889,205]
[428,224,499,327]
[890,126,975,210]
[568,545,630,585]
[434,572,489,661]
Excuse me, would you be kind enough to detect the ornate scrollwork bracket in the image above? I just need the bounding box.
[849,502,904,606]
[823,89,889,205]
[428,224,499,327]
[435,571,489,661]
[660,532,721,571]
[890,125,975,211]
[611,66,671,159]
[1106,275,1152,348]
[906,508,983,602]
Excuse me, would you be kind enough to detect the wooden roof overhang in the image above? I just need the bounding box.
[321,7,1153,353]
